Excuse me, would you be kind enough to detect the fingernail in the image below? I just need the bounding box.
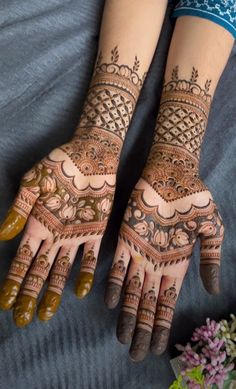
[0,279,21,310]
[104,283,121,309]
[75,272,94,299]
[150,326,170,355]
[117,313,136,344]
[0,210,26,240]
[38,290,61,321]
[13,295,36,327]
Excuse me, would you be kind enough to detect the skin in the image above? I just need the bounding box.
[104,17,234,361]
[0,0,168,327]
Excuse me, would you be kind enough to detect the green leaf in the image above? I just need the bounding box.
[185,366,204,384]
[169,374,186,389]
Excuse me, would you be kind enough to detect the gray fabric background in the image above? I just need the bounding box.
[0,1,235,388]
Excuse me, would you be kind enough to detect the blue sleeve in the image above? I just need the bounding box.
[171,0,236,38]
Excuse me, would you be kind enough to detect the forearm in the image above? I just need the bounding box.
[75,0,168,144]
[150,16,234,168]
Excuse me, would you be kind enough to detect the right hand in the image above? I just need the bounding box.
[0,126,119,327]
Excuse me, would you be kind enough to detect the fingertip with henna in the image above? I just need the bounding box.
[75,272,94,298]
[116,312,136,344]
[38,290,61,321]
[129,328,152,362]
[104,283,122,309]
[13,294,37,327]
[0,279,21,310]
[0,210,26,240]
[150,326,170,356]
[200,264,220,295]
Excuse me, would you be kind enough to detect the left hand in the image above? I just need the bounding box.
[104,144,224,361]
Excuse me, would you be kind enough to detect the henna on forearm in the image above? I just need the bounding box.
[0,0,169,328]
[144,66,212,191]
[152,66,211,158]
[106,66,225,360]
[76,46,144,139]
[0,47,147,325]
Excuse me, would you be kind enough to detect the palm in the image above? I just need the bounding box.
[105,156,224,361]
[0,131,116,326]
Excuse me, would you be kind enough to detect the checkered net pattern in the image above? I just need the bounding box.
[154,105,206,157]
[79,88,134,140]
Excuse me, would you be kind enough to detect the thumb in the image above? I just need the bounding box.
[0,177,40,240]
[199,209,224,295]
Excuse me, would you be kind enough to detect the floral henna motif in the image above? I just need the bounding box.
[121,187,223,270]
[11,46,145,241]
[0,47,147,326]
[106,67,225,359]
[143,145,207,201]
[19,158,115,242]
[61,48,144,176]
[61,128,122,176]
[119,68,224,271]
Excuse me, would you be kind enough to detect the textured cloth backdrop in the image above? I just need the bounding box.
[0,1,235,388]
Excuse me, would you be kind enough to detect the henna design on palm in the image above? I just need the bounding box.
[105,67,224,361]
[0,47,145,327]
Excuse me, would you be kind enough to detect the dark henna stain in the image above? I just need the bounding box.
[129,328,152,362]
[104,283,122,309]
[150,326,170,355]
[117,312,136,344]
[200,264,220,295]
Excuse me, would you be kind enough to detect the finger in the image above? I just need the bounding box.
[0,183,40,241]
[75,239,102,299]
[199,210,224,295]
[104,238,130,309]
[37,245,79,321]
[117,258,145,344]
[151,275,184,356]
[0,232,41,310]
[13,242,60,327]
[129,273,161,362]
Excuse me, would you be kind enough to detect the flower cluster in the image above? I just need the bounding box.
[174,316,236,389]
[219,314,236,360]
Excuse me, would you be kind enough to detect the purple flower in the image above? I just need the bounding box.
[175,318,235,388]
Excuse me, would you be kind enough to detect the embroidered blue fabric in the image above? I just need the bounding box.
[169,0,236,38]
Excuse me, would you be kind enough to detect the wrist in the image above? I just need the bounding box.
[151,66,212,167]
[70,127,122,176]
[142,143,207,202]
[75,47,145,141]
